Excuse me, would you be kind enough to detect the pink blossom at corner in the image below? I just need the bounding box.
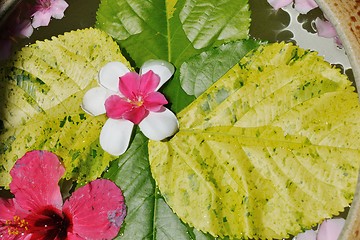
[32,0,69,28]
[317,218,345,240]
[0,150,126,239]
[105,70,168,124]
[293,218,345,240]
[294,0,318,14]
[314,17,343,47]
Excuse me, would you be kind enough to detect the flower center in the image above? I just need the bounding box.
[5,215,29,236]
[32,208,71,240]
[130,96,144,107]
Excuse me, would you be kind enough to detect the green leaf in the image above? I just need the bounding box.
[95,0,251,113]
[104,130,214,239]
[148,42,360,239]
[180,39,261,97]
[0,28,132,187]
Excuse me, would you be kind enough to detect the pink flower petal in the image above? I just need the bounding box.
[50,0,69,19]
[294,0,318,14]
[315,17,338,38]
[267,0,292,10]
[123,106,148,124]
[138,70,161,95]
[9,151,64,212]
[295,229,317,240]
[32,11,52,28]
[0,198,17,221]
[119,72,141,100]
[17,20,34,38]
[317,218,345,240]
[99,119,134,156]
[140,60,175,90]
[63,179,126,239]
[0,199,31,239]
[144,92,168,112]
[105,95,133,119]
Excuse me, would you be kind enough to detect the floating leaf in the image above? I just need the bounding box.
[103,130,213,239]
[96,0,251,113]
[149,42,360,239]
[180,39,261,97]
[0,28,131,187]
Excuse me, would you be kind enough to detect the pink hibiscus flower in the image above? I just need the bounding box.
[0,150,126,239]
[82,60,179,156]
[32,0,69,28]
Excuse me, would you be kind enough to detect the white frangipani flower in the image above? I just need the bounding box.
[82,60,178,156]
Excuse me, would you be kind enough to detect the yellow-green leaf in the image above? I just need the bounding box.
[149,42,360,239]
[0,28,131,187]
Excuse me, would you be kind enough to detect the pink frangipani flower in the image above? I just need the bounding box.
[32,0,69,28]
[294,218,345,240]
[0,150,126,239]
[82,60,179,156]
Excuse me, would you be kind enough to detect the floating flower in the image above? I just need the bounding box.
[32,0,69,28]
[267,0,318,13]
[266,0,342,46]
[0,150,126,239]
[82,60,179,156]
[294,218,345,240]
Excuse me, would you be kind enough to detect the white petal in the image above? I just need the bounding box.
[139,108,178,141]
[317,218,345,240]
[100,119,134,156]
[99,62,130,92]
[81,87,107,116]
[140,60,175,90]
[294,229,316,240]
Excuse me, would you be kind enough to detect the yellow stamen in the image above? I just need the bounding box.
[5,215,29,235]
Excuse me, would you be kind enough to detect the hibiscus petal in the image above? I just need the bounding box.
[294,0,318,14]
[315,17,338,38]
[9,151,64,212]
[139,108,179,140]
[144,92,168,112]
[100,118,134,156]
[0,198,17,222]
[266,0,292,10]
[99,61,130,92]
[119,72,140,100]
[82,87,107,116]
[105,95,133,119]
[317,218,345,240]
[0,198,31,240]
[294,229,317,240]
[50,0,69,19]
[63,179,126,240]
[32,11,52,28]
[140,60,175,90]
[138,70,161,94]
